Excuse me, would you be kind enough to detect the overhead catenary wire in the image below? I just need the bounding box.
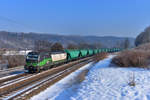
[0,15,39,32]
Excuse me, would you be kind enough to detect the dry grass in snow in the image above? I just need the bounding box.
[111,50,150,68]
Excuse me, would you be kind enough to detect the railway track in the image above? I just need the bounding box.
[0,73,27,85]
[0,74,34,87]
[0,66,24,74]
[0,57,92,100]
[0,66,25,79]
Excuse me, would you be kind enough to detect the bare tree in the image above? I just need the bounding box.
[78,42,102,49]
[67,43,78,49]
[78,43,91,49]
[124,38,130,49]
[51,42,64,52]
[34,40,52,52]
[113,41,122,48]
[93,43,102,49]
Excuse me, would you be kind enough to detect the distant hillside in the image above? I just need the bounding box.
[0,31,135,49]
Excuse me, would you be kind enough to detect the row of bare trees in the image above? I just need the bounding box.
[34,39,131,52]
[114,38,130,49]
[34,40,63,52]
[34,40,104,52]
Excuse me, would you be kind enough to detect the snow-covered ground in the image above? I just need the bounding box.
[31,55,150,100]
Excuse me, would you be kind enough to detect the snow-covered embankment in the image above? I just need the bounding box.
[31,62,94,100]
[31,55,150,100]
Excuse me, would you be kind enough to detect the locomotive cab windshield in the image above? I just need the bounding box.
[26,52,39,62]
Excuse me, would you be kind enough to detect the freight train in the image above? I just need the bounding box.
[24,48,121,73]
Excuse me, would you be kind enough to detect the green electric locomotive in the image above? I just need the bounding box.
[24,48,122,73]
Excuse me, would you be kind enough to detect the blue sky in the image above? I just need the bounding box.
[0,0,150,37]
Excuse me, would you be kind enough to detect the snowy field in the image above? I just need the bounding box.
[31,55,150,100]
